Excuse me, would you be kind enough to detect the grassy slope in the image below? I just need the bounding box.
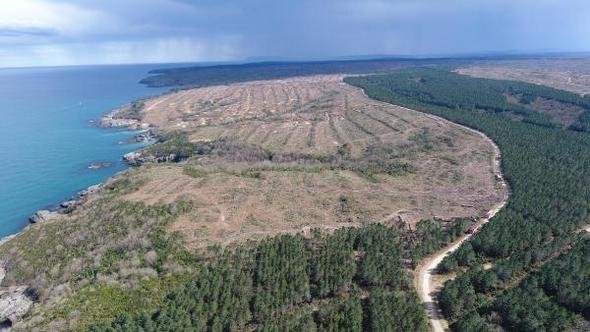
[0,175,195,330]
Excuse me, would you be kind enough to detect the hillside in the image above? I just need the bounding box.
[109,75,502,247]
[0,74,503,330]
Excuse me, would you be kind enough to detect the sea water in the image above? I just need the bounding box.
[0,64,171,238]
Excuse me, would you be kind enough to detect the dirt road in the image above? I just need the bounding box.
[357,90,511,332]
[355,85,511,331]
[415,198,507,331]
[410,119,509,332]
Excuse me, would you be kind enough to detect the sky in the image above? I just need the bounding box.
[1,0,590,68]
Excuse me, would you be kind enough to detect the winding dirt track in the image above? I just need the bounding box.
[415,198,507,332]
[407,111,510,332]
[354,86,510,331]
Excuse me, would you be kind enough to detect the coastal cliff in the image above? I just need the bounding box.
[98,101,150,131]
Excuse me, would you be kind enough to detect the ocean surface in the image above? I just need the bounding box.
[0,64,171,238]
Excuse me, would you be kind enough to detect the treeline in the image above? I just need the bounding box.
[347,68,590,131]
[138,58,466,88]
[90,217,471,332]
[346,68,590,330]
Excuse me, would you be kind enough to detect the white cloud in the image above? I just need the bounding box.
[0,0,589,67]
[0,0,113,43]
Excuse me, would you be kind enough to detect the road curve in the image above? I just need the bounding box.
[416,198,507,332]
[408,110,509,332]
[354,84,510,332]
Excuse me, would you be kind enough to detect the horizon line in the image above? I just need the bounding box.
[1,50,590,71]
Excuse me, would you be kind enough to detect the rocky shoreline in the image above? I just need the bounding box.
[0,101,157,239]
[0,97,163,328]
[24,105,156,225]
[98,106,149,130]
[27,184,101,224]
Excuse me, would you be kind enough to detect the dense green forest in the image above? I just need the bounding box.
[346,68,590,331]
[89,217,471,331]
[139,58,467,88]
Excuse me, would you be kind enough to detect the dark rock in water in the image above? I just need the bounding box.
[88,162,113,170]
[60,200,77,209]
[59,200,78,213]
[121,131,157,145]
[123,151,143,166]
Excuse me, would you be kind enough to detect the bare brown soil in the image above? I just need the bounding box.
[121,75,504,249]
[504,92,586,127]
[456,59,590,96]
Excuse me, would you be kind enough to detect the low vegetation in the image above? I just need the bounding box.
[0,176,194,330]
[113,101,145,121]
[118,75,501,249]
[2,184,471,331]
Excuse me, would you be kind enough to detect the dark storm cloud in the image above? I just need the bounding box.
[1,0,589,67]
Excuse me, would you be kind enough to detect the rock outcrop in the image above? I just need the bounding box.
[78,184,101,198]
[28,210,60,223]
[129,130,157,144]
[0,288,33,329]
[123,151,181,166]
[59,200,79,213]
[99,109,150,130]
[0,268,33,330]
[123,151,143,166]
[27,184,102,224]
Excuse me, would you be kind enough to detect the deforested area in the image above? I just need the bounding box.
[111,75,503,248]
[0,74,504,330]
[4,1,590,331]
[456,58,590,96]
[347,68,590,331]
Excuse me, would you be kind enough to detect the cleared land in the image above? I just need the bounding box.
[456,59,590,96]
[118,75,504,249]
[0,74,506,330]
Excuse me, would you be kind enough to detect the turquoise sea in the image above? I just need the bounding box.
[0,64,171,238]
